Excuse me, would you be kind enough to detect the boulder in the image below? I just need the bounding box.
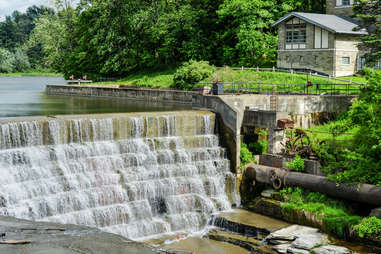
[313,245,350,254]
[287,247,311,254]
[291,233,325,250]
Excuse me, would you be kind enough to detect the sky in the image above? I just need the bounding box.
[0,0,78,21]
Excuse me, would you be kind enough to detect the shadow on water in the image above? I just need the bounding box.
[0,76,191,117]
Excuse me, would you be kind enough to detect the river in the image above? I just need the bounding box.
[0,76,190,118]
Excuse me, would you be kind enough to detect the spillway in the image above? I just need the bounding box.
[0,111,238,241]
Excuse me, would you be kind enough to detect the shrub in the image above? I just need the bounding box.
[285,154,304,172]
[173,60,216,90]
[249,140,268,155]
[240,143,254,166]
[0,48,15,73]
[354,216,381,239]
[13,48,31,72]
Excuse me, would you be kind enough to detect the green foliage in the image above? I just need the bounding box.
[306,69,381,186]
[353,0,381,67]
[0,48,15,73]
[248,140,268,155]
[240,143,255,166]
[280,187,361,238]
[354,217,381,239]
[173,60,215,90]
[285,154,305,172]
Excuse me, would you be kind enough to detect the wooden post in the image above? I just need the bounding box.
[291,69,293,74]
[241,66,244,71]
[272,66,275,72]
[257,66,259,72]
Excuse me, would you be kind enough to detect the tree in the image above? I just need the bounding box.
[353,0,381,66]
[0,48,15,73]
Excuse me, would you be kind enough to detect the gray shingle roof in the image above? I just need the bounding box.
[272,12,367,35]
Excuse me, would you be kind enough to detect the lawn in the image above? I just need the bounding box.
[94,67,364,94]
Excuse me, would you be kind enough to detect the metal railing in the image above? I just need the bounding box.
[199,82,361,96]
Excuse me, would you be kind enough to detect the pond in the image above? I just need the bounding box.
[0,76,191,118]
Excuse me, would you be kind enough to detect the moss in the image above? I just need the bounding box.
[353,217,381,239]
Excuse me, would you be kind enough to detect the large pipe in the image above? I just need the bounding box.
[245,164,381,206]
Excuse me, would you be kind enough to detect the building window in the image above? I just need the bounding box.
[314,26,329,49]
[342,57,350,65]
[336,0,353,6]
[285,18,306,50]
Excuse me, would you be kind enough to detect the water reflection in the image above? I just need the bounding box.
[0,76,191,117]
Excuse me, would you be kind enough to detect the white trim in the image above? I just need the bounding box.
[334,6,352,9]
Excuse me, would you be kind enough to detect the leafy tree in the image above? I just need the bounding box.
[13,48,31,72]
[216,0,296,67]
[353,0,381,66]
[0,48,15,73]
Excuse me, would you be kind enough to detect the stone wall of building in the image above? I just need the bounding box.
[335,34,361,76]
[326,0,353,16]
[277,50,334,76]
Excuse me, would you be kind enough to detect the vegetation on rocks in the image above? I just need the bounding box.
[280,187,361,238]
[354,217,381,239]
[240,143,255,167]
[285,154,305,172]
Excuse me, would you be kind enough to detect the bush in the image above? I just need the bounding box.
[354,216,381,239]
[173,60,216,90]
[249,140,268,155]
[0,48,15,73]
[286,154,304,172]
[240,143,254,166]
[13,48,31,72]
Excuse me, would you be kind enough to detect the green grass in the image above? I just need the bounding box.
[338,76,367,84]
[94,67,363,94]
[305,120,358,148]
[95,69,175,88]
[0,71,62,77]
[280,187,362,238]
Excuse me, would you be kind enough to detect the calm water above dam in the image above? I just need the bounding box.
[0,76,190,117]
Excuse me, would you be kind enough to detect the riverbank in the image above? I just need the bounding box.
[0,72,62,77]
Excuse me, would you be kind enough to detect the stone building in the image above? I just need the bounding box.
[272,0,367,77]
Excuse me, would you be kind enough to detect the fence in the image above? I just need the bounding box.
[215,66,364,85]
[199,82,361,96]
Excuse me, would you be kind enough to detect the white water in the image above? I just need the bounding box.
[0,113,237,241]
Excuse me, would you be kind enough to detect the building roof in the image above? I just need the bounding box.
[272,12,367,35]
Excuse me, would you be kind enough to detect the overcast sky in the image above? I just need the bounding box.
[0,0,78,21]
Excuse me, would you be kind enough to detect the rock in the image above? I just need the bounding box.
[291,233,325,250]
[287,247,311,254]
[268,225,319,240]
[313,245,350,254]
[0,240,32,244]
[261,190,275,198]
[273,243,291,253]
[369,207,381,219]
[269,239,292,245]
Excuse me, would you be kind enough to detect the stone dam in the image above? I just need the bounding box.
[0,111,239,242]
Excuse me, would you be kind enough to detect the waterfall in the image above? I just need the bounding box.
[0,112,237,241]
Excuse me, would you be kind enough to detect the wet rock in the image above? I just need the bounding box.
[291,233,325,250]
[268,239,292,245]
[273,243,291,253]
[369,207,381,219]
[313,245,350,254]
[287,247,311,254]
[268,225,319,240]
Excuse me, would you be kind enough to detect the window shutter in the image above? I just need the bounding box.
[350,0,354,5]
[336,0,342,6]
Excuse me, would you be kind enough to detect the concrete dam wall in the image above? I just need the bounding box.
[0,111,239,241]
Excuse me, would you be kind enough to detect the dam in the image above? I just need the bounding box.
[0,111,238,241]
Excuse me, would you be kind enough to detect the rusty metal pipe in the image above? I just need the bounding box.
[244,164,381,206]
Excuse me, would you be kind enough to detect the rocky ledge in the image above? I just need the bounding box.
[0,216,161,254]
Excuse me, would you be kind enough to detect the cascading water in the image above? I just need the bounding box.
[0,111,238,241]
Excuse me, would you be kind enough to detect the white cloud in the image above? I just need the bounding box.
[0,0,77,21]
